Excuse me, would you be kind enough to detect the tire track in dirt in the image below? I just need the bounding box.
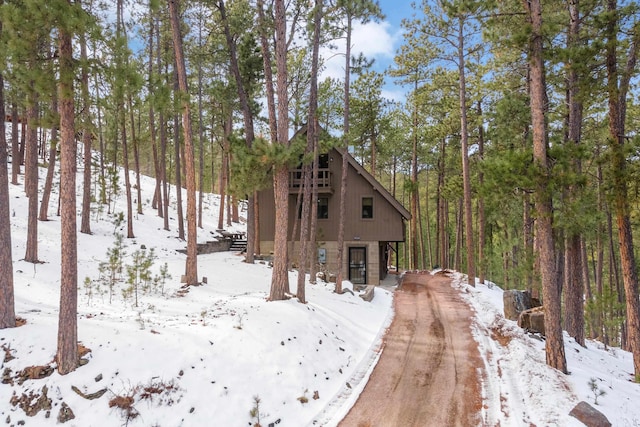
[338,272,484,427]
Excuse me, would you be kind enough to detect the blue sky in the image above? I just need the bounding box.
[320,1,417,103]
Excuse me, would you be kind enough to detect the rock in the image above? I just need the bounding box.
[10,385,51,417]
[518,306,545,335]
[95,374,103,382]
[359,285,375,302]
[71,385,107,400]
[503,290,534,321]
[569,401,611,427]
[17,365,53,385]
[57,403,75,423]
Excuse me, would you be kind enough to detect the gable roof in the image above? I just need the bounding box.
[334,147,411,221]
[289,124,411,221]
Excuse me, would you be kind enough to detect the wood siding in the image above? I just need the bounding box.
[258,148,407,243]
[257,147,409,286]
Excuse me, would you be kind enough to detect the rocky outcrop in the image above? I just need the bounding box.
[517,306,545,335]
[503,290,538,321]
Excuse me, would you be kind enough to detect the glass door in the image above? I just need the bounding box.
[349,247,367,284]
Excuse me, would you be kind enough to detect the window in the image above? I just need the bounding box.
[318,197,329,219]
[362,197,373,219]
[318,153,329,169]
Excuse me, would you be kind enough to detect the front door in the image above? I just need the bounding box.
[349,247,367,284]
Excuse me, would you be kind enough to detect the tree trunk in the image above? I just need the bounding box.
[56,17,78,375]
[10,102,20,185]
[39,92,58,222]
[417,188,425,270]
[24,92,40,264]
[121,106,134,238]
[80,31,92,234]
[94,64,106,206]
[477,100,486,285]
[562,0,585,347]
[336,14,353,292]
[128,94,142,216]
[158,17,170,231]
[424,169,433,268]
[173,74,184,240]
[217,0,255,263]
[410,78,419,270]
[524,0,567,373]
[148,12,162,217]
[0,52,17,329]
[308,117,320,285]
[269,0,291,301]
[117,0,134,239]
[454,199,462,271]
[218,117,230,231]
[297,164,311,303]
[169,0,198,286]
[197,7,204,229]
[297,0,323,301]
[458,17,475,286]
[437,138,447,269]
[605,0,640,378]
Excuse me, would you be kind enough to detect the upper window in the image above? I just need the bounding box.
[318,197,329,219]
[361,197,373,219]
[298,197,329,219]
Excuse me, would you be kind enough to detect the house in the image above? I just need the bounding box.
[257,136,411,286]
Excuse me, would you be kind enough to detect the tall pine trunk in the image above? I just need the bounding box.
[217,0,255,263]
[80,31,92,234]
[524,0,567,373]
[563,0,585,346]
[477,100,486,285]
[11,102,20,185]
[169,0,198,286]
[457,17,475,286]
[24,91,40,263]
[0,46,16,329]
[39,91,58,222]
[56,15,78,375]
[269,0,291,301]
[336,13,353,292]
[173,72,184,240]
[605,0,640,379]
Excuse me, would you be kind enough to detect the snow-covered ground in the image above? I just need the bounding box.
[1,127,639,426]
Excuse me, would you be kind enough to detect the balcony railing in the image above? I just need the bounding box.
[289,168,332,193]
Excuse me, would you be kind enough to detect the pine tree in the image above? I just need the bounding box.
[269,0,291,301]
[522,0,567,374]
[334,0,383,293]
[603,0,640,379]
[168,0,198,286]
[0,5,16,328]
[56,0,79,375]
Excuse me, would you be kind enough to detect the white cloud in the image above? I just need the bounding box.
[320,20,399,81]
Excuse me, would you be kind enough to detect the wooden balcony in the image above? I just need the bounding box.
[289,168,333,193]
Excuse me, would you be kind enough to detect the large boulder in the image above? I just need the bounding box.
[569,401,611,427]
[359,285,375,302]
[503,290,534,321]
[518,306,545,335]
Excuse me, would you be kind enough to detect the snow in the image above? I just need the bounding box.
[1,123,639,426]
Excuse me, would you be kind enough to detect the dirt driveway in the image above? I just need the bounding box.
[339,272,483,427]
